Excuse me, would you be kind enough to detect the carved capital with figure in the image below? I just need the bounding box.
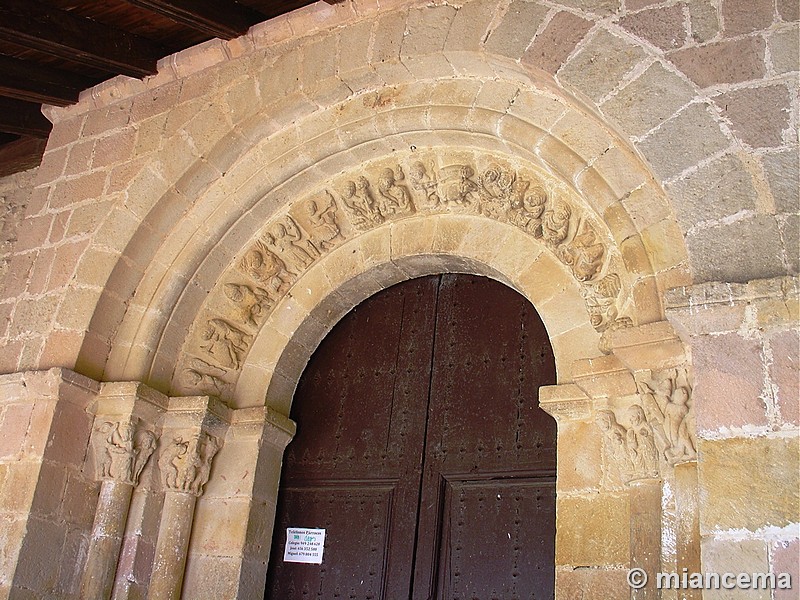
[92,419,158,486]
[158,430,222,496]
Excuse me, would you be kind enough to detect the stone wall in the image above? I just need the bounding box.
[0,0,796,597]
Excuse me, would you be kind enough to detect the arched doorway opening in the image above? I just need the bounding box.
[265,274,558,599]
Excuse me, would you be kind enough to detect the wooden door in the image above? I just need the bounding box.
[265,274,557,600]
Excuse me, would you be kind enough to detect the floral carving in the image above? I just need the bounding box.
[158,431,221,496]
[94,420,158,486]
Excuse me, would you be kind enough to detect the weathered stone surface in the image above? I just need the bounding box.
[780,213,799,275]
[686,215,787,282]
[668,37,766,87]
[691,332,768,431]
[769,24,800,74]
[444,0,498,52]
[484,0,550,59]
[523,11,593,74]
[558,29,649,103]
[777,0,800,22]
[716,85,791,149]
[556,0,620,16]
[638,103,730,181]
[402,5,456,56]
[687,0,720,42]
[768,329,800,425]
[619,4,687,51]
[772,539,800,600]
[555,567,630,598]
[722,0,774,36]
[602,62,696,138]
[556,493,630,565]
[699,436,799,532]
[666,154,757,230]
[702,539,771,600]
[556,420,602,491]
[762,150,800,214]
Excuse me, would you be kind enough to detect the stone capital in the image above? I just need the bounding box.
[157,429,222,496]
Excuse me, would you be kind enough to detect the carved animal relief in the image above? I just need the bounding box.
[178,153,633,401]
[158,431,222,496]
[93,420,158,486]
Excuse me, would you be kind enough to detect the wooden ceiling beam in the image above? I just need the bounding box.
[0,97,52,138]
[0,0,165,79]
[0,54,96,107]
[121,0,265,39]
[0,136,46,178]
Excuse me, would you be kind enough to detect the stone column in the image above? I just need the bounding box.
[80,418,157,599]
[148,397,225,600]
[80,383,162,600]
[629,478,662,600]
[674,461,701,600]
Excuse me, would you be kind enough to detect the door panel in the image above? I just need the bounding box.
[265,275,557,600]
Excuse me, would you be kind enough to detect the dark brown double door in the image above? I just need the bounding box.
[266,274,557,599]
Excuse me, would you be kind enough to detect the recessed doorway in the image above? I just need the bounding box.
[265,274,557,599]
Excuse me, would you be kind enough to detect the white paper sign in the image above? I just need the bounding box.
[283,528,326,564]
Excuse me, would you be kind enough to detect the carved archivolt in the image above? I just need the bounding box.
[596,368,695,486]
[93,420,158,486]
[176,153,637,402]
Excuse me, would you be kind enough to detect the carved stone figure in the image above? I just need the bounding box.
[182,357,227,396]
[439,165,480,205]
[224,282,273,327]
[637,369,697,465]
[199,318,252,369]
[408,161,440,207]
[239,241,293,292]
[478,165,528,219]
[306,191,343,251]
[626,405,660,479]
[94,420,157,485]
[542,201,572,246]
[376,166,414,216]
[509,184,547,237]
[158,432,221,496]
[340,176,383,229]
[558,222,606,282]
[595,409,632,485]
[265,216,318,271]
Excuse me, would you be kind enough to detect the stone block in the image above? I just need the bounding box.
[0,403,33,459]
[12,516,67,592]
[768,24,800,75]
[692,332,768,431]
[619,4,687,51]
[667,153,757,231]
[762,150,800,215]
[372,9,407,65]
[780,214,799,274]
[556,419,603,491]
[484,0,550,60]
[558,29,649,103]
[402,5,456,56]
[701,538,770,600]
[722,0,774,36]
[687,0,720,43]
[337,19,372,76]
[556,493,630,565]
[523,11,593,75]
[668,37,766,88]
[699,436,799,532]
[686,215,786,283]
[602,61,696,138]
[181,555,242,599]
[49,170,107,210]
[777,0,800,21]
[444,0,500,52]
[640,102,731,181]
[551,110,613,163]
[768,329,800,426]
[555,567,630,599]
[772,539,799,600]
[716,84,791,149]
[191,497,251,555]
